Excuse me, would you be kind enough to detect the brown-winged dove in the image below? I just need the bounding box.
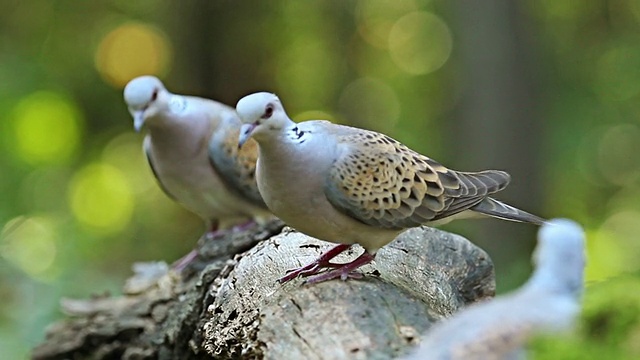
[123,77,271,269]
[402,218,586,360]
[235,92,545,284]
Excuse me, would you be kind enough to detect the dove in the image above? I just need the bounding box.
[123,76,271,269]
[402,218,585,360]
[235,92,545,284]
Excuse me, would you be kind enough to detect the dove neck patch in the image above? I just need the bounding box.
[169,95,187,115]
[287,126,308,144]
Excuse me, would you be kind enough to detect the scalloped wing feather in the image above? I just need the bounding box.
[208,115,266,208]
[324,129,516,229]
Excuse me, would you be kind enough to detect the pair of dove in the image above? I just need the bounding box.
[124,75,545,282]
[402,219,585,360]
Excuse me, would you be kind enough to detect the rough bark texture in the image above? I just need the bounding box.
[32,221,495,360]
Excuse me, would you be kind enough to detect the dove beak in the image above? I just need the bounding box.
[238,122,258,149]
[133,110,146,132]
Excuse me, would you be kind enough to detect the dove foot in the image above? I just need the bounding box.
[231,219,257,232]
[172,227,225,272]
[171,249,198,272]
[304,251,376,284]
[278,244,352,283]
[203,224,226,241]
[172,220,259,272]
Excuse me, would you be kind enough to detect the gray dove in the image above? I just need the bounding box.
[402,218,586,360]
[235,92,545,284]
[123,76,271,269]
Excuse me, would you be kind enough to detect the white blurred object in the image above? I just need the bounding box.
[402,218,585,360]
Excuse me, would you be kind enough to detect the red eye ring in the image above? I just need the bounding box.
[262,104,274,119]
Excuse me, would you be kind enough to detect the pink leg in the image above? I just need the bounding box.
[205,219,256,240]
[231,219,257,232]
[171,249,198,272]
[172,219,256,272]
[172,222,219,272]
[203,222,223,241]
[278,244,352,284]
[305,251,376,284]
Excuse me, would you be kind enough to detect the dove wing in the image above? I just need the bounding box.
[144,136,179,202]
[324,129,511,229]
[208,115,266,208]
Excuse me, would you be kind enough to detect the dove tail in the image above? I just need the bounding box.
[471,197,546,225]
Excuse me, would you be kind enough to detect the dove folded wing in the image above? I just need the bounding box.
[208,114,266,208]
[323,129,513,229]
[144,138,180,203]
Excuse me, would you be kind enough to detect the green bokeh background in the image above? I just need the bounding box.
[1,1,639,358]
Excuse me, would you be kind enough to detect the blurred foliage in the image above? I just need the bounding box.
[532,275,640,359]
[0,0,639,358]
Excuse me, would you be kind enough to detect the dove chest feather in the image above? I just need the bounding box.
[255,133,336,222]
[257,134,331,212]
[255,130,400,248]
[145,123,243,218]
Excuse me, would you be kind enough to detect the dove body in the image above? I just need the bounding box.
[123,77,271,267]
[250,120,404,253]
[236,92,544,283]
[143,97,260,225]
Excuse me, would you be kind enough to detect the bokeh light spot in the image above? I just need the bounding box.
[587,211,640,281]
[388,11,453,75]
[595,45,640,102]
[585,228,625,282]
[95,22,172,88]
[69,163,134,234]
[356,0,418,49]
[275,39,344,109]
[338,77,400,131]
[11,91,83,165]
[1,216,57,278]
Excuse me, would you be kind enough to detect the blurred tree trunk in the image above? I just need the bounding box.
[165,0,274,105]
[449,0,543,289]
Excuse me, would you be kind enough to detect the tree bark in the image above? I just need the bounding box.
[32,221,494,360]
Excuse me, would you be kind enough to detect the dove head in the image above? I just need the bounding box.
[530,218,586,297]
[123,75,170,132]
[236,92,291,148]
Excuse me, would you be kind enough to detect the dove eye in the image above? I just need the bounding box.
[151,88,159,102]
[262,104,274,119]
